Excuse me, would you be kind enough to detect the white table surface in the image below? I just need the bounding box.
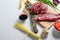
[0,0,60,40]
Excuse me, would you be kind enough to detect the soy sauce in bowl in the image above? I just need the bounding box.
[19,14,28,20]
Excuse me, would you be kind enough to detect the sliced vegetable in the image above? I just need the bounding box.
[38,0,60,11]
[14,22,40,40]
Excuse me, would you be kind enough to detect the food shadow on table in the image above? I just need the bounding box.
[52,28,60,39]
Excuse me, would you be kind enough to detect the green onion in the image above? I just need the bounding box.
[37,0,60,11]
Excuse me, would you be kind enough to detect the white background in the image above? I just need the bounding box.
[0,0,60,40]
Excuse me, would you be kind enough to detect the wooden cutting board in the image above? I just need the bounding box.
[23,6,60,30]
[38,6,60,30]
[38,21,54,29]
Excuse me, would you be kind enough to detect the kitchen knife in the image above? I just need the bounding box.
[30,14,38,33]
[25,0,38,33]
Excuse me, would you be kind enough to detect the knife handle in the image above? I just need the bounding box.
[32,18,38,33]
[33,25,38,33]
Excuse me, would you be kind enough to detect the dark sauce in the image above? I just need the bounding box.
[19,14,28,20]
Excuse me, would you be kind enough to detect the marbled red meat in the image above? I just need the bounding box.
[35,13,60,21]
[30,2,48,15]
